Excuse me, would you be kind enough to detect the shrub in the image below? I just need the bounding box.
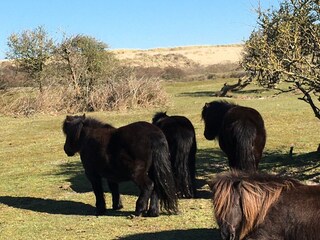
[91,75,169,111]
[0,75,169,116]
[133,66,163,79]
[161,66,185,80]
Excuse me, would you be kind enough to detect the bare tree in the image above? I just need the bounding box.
[242,0,320,119]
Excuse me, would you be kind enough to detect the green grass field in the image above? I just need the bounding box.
[0,79,319,240]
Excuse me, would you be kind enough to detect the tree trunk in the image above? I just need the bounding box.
[296,82,320,120]
[215,77,252,97]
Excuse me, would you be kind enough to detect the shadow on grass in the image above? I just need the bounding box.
[57,160,140,195]
[179,91,215,98]
[56,149,228,199]
[233,88,267,95]
[260,150,320,182]
[178,88,269,99]
[197,147,319,182]
[118,228,220,240]
[196,148,229,176]
[0,196,133,216]
[56,147,319,199]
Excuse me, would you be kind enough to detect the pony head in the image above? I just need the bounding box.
[219,181,243,240]
[201,101,233,140]
[209,173,243,240]
[209,171,299,240]
[62,114,86,156]
[152,111,168,124]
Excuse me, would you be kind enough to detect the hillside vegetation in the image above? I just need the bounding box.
[112,44,245,83]
[0,44,244,116]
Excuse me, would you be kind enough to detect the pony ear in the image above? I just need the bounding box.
[205,102,210,108]
[65,115,73,122]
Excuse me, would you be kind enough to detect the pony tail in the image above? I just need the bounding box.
[235,125,257,171]
[189,134,197,193]
[173,134,195,198]
[150,136,178,214]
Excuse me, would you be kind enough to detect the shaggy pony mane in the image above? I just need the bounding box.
[209,171,302,239]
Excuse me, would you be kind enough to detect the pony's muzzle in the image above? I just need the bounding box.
[64,145,75,157]
[221,232,236,240]
[204,131,215,140]
[220,224,237,240]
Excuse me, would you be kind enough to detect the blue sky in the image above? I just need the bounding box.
[0,0,279,59]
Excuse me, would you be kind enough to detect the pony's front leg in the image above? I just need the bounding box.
[134,175,154,216]
[107,181,123,210]
[85,171,106,216]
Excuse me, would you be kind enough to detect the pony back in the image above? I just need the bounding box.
[152,112,197,198]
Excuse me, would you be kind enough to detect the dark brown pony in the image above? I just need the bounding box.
[62,115,178,217]
[152,112,197,198]
[209,171,320,240]
[201,101,266,171]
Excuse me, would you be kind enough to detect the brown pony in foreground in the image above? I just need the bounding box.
[209,171,320,240]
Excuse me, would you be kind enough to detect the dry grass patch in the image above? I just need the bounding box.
[0,76,169,116]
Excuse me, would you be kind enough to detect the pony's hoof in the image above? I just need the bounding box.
[127,214,138,219]
[113,204,123,210]
[134,210,144,217]
[147,209,159,217]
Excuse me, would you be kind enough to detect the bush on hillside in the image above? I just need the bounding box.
[161,66,185,80]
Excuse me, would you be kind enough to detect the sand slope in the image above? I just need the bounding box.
[112,44,243,68]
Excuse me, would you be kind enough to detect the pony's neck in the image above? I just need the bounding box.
[216,103,235,128]
[83,118,114,129]
[220,102,235,115]
[153,112,168,124]
[79,118,115,141]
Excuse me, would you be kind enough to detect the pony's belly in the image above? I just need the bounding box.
[100,169,131,182]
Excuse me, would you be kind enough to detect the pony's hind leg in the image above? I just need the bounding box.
[107,181,123,210]
[147,190,159,217]
[134,174,154,216]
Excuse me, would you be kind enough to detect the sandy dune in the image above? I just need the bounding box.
[112,44,243,68]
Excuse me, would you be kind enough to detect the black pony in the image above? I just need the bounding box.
[210,171,320,240]
[152,112,197,198]
[201,101,266,171]
[62,115,178,217]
